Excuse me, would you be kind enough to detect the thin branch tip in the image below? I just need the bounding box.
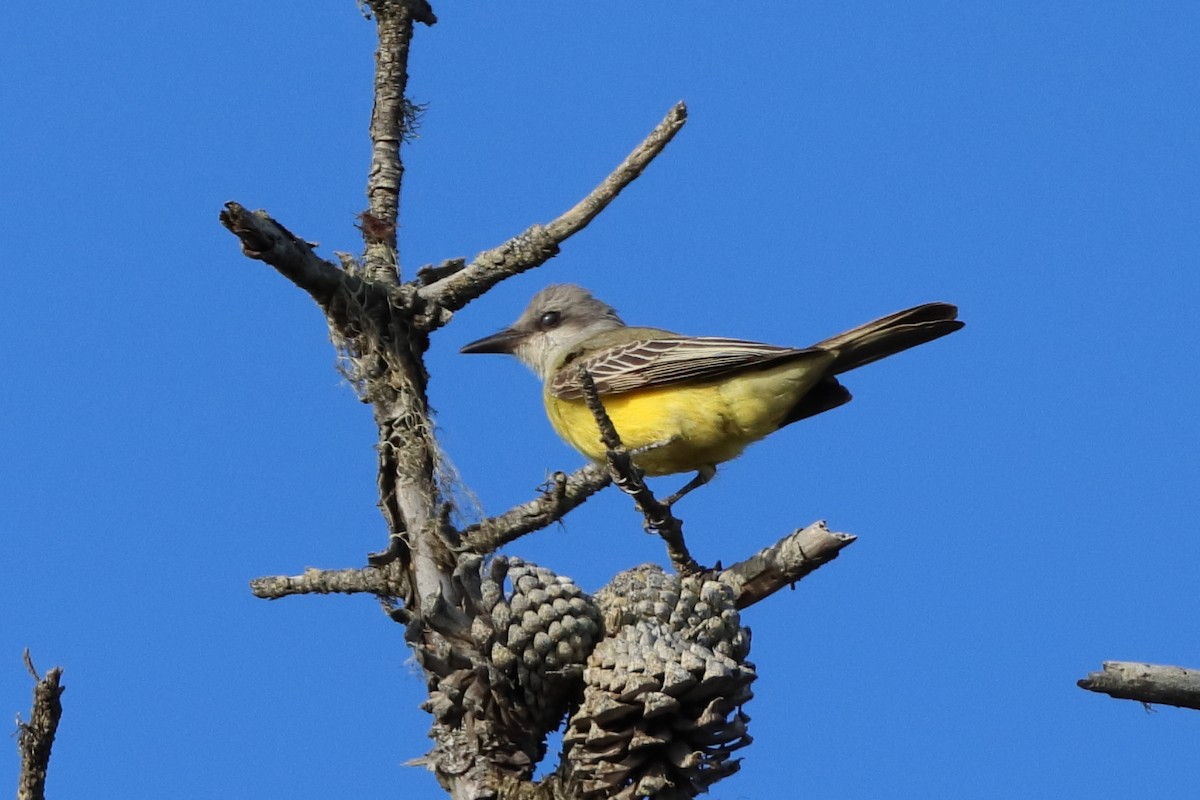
[23,647,38,678]
[462,463,612,553]
[418,100,690,318]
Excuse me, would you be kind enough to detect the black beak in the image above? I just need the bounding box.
[460,327,525,355]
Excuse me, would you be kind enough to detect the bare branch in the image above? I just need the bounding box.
[418,101,688,320]
[416,257,467,285]
[461,464,613,554]
[17,651,65,800]
[348,3,454,616]
[219,202,344,308]
[1078,661,1200,710]
[719,522,857,610]
[544,101,688,241]
[576,367,703,575]
[250,566,405,600]
[362,0,435,283]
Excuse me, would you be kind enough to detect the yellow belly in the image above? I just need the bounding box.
[543,362,827,476]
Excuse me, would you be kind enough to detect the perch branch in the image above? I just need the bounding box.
[718,521,857,610]
[250,566,406,599]
[1077,661,1200,710]
[461,463,613,553]
[417,101,688,320]
[361,0,436,283]
[219,202,345,308]
[576,367,703,575]
[17,651,64,800]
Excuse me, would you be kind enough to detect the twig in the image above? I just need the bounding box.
[250,566,405,599]
[417,257,467,285]
[17,650,65,800]
[461,463,613,553]
[417,101,688,320]
[718,522,857,610]
[219,202,345,308]
[575,367,703,574]
[1078,661,1200,710]
[362,0,435,283]
[543,100,688,241]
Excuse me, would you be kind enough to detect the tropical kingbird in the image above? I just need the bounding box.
[461,284,962,501]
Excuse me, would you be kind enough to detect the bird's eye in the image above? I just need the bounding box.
[539,310,562,330]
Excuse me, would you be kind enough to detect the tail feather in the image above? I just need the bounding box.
[816,302,963,375]
[782,377,852,426]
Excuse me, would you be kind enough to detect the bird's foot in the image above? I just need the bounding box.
[661,465,717,508]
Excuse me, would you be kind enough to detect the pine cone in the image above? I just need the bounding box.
[564,564,755,798]
[422,555,603,777]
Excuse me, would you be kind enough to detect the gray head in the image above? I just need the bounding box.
[460,284,626,379]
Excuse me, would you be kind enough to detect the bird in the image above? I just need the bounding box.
[461,284,963,504]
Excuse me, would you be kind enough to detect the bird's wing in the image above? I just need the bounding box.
[549,337,823,399]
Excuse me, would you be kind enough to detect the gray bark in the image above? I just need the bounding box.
[1078,661,1200,710]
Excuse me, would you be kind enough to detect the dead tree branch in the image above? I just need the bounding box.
[1078,661,1200,710]
[221,197,449,608]
[417,257,467,285]
[576,366,703,575]
[362,0,436,283]
[17,651,65,800]
[219,202,344,308]
[719,521,857,609]
[250,566,405,599]
[461,464,612,554]
[417,102,688,321]
[542,101,687,241]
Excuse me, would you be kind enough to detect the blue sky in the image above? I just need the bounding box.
[3,2,1198,797]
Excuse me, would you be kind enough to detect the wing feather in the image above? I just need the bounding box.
[549,337,819,399]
